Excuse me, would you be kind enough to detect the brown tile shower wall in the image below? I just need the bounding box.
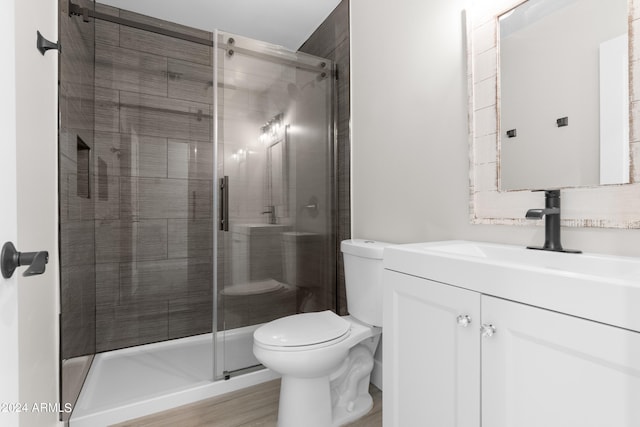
[91,4,214,352]
[300,0,351,315]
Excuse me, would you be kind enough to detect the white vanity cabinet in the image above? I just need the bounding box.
[382,270,481,427]
[482,295,640,427]
[383,269,640,427]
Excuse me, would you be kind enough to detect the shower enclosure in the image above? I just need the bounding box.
[58,1,336,424]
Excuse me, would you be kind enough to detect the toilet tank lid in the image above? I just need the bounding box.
[254,310,350,347]
[341,239,392,259]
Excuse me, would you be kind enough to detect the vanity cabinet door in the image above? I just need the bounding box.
[482,295,640,427]
[383,270,481,427]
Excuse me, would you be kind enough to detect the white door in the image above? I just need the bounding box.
[383,270,481,427]
[482,295,640,427]
[1,0,60,426]
[0,1,20,425]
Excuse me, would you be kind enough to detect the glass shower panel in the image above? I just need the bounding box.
[89,7,215,353]
[59,0,96,418]
[216,32,335,378]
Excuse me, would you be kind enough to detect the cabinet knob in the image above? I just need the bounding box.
[481,323,497,338]
[456,314,472,327]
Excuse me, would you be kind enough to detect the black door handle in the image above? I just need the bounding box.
[1,242,49,279]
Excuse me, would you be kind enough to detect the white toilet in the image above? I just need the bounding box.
[253,239,390,427]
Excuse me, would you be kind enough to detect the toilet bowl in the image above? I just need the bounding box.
[253,239,391,427]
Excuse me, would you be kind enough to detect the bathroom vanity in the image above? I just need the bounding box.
[382,241,640,426]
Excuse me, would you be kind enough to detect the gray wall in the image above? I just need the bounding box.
[350,0,640,257]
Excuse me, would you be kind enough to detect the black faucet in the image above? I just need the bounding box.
[525,190,581,253]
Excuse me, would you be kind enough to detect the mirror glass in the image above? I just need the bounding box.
[268,138,285,205]
[499,0,629,191]
[262,115,289,215]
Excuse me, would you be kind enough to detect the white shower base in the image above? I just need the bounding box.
[70,325,279,427]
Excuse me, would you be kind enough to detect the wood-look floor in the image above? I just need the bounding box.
[112,379,382,427]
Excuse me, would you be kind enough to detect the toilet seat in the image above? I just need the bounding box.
[254,310,350,348]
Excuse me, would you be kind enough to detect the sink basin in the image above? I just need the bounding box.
[418,241,640,281]
[384,240,640,333]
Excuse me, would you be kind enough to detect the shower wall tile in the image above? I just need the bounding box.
[95,4,119,46]
[120,25,212,66]
[168,297,213,339]
[247,289,297,325]
[167,139,214,180]
[61,221,96,267]
[95,300,169,352]
[94,174,120,220]
[95,262,120,308]
[95,219,168,263]
[61,264,96,324]
[59,154,71,223]
[167,219,213,258]
[299,0,348,59]
[63,82,96,132]
[95,86,120,132]
[94,132,168,178]
[120,177,212,220]
[118,257,212,303]
[61,310,96,359]
[60,155,96,222]
[60,25,94,88]
[66,178,96,221]
[95,43,168,97]
[119,91,211,141]
[167,59,214,104]
[93,131,121,175]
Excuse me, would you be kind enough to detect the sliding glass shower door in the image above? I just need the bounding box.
[215,32,336,378]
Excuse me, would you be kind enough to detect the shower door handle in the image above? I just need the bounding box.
[219,176,229,231]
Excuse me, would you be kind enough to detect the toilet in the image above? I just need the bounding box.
[253,239,391,427]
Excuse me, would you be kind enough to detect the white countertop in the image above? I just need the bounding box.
[383,240,640,333]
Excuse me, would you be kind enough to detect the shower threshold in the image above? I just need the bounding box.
[69,325,279,427]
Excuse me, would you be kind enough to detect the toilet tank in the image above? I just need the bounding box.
[341,239,392,327]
